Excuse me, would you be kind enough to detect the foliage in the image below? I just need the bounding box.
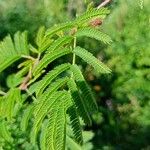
[0,0,68,40]
[104,0,150,103]
[0,7,111,149]
[90,0,150,149]
[1,0,149,149]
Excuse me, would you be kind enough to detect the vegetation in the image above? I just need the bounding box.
[0,5,112,149]
[91,0,150,149]
[0,0,149,150]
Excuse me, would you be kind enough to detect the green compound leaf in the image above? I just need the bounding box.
[74,46,111,74]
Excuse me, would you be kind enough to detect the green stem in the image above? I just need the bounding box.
[21,55,35,61]
[72,37,76,65]
[71,37,77,78]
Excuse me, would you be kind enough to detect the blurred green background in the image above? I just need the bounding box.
[0,0,150,149]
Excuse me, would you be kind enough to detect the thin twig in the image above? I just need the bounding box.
[19,66,32,90]
[19,53,41,90]
[97,0,112,9]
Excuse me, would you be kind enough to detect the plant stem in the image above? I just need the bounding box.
[72,37,76,65]
[21,55,35,61]
[71,37,77,78]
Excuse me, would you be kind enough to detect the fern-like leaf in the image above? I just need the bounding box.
[46,8,109,37]
[76,27,112,44]
[44,109,57,150]
[71,64,98,114]
[31,91,66,145]
[0,56,20,73]
[36,26,46,47]
[67,105,83,144]
[39,38,52,53]
[45,101,66,150]
[33,77,68,118]
[4,88,22,121]
[47,36,73,53]
[14,31,29,55]
[20,105,34,131]
[46,22,74,37]
[40,119,48,150]
[33,48,72,76]
[74,46,111,74]
[0,31,29,72]
[40,92,71,149]
[75,7,110,24]
[67,78,92,125]
[35,63,70,96]
[35,26,53,53]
